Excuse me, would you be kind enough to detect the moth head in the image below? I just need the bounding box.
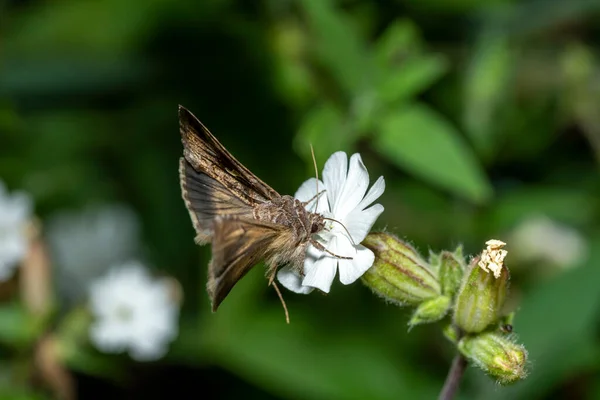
[310,214,326,235]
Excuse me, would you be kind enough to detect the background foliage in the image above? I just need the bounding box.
[1,0,600,399]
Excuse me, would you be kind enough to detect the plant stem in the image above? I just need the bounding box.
[438,354,467,400]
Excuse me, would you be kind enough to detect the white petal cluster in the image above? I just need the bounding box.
[0,180,33,281]
[278,152,385,294]
[88,261,179,361]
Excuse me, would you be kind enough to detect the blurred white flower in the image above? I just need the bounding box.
[0,180,33,281]
[47,204,141,302]
[277,151,385,294]
[88,261,179,362]
[509,215,588,269]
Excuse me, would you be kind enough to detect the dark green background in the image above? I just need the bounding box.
[1,0,600,399]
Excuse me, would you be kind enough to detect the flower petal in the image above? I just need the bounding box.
[338,245,375,285]
[130,338,168,362]
[294,178,329,214]
[356,176,385,211]
[322,152,347,211]
[276,266,314,294]
[301,253,338,293]
[344,203,384,243]
[332,153,369,219]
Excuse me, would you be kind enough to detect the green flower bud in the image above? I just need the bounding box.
[362,232,441,306]
[454,240,510,333]
[409,295,451,327]
[438,247,466,297]
[458,332,528,384]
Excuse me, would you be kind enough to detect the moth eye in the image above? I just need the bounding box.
[311,223,322,234]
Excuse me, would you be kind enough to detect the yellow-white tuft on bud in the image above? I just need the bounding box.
[478,239,507,279]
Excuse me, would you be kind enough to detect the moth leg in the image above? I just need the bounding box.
[310,238,353,260]
[266,266,290,324]
[301,190,327,207]
[271,280,290,324]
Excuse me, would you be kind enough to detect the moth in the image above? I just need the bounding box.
[178,105,348,312]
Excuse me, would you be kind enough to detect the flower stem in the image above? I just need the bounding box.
[438,354,467,400]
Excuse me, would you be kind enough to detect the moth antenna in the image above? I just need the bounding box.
[323,217,356,246]
[310,238,353,260]
[310,143,320,213]
[270,279,290,324]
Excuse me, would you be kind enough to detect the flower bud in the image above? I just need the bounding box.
[438,247,466,297]
[454,240,509,333]
[361,232,440,306]
[409,295,451,327]
[458,332,528,384]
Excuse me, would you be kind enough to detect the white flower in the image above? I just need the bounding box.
[47,204,141,303]
[0,180,33,281]
[88,261,179,361]
[277,152,385,294]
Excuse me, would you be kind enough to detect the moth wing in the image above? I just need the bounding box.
[179,105,280,206]
[208,217,294,311]
[179,157,255,244]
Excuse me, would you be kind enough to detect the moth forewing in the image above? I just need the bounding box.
[179,156,255,244]
[179,106,280,203]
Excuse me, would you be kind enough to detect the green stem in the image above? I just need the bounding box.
[438,354,467,400]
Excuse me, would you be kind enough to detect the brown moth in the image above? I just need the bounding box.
[178,105,347,312]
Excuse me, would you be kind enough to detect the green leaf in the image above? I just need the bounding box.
[462,33,513,156]
[3,0,168,56]
[206,308,440,400]
[378,54,447,105]
[488,187,595,231]
[294,103,353,166]
[300,0,371,95]
[374,20,421,66]
[0,388,52,400]
[374,20,447,105]
[0,303,46,349]
[375,104,493,203]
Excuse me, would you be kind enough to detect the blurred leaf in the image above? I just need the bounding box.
[206,308,440,400]
[374,20,447,105]
[378,55,447,106]
[299,0,371,95]
[0,303,45,349]
[493,0,600,37]
[463,33,513,158]
[474,234,600,399]
[294,103,352,165]
[270,21,315,108]
[0,388,51,400]
[374,20,421,67]
[3,0,169,56]
[375,104,493,203]
[560,42,600,165]
[489,187,595,231]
